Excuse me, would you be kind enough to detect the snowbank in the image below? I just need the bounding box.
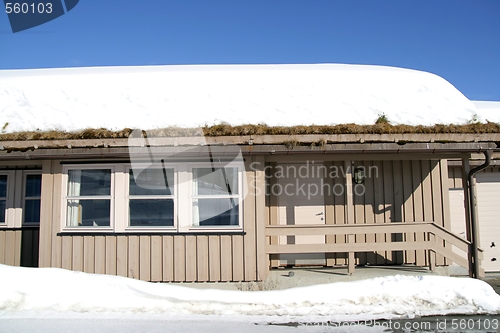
[0,264,499,321]
[0,64,484,133]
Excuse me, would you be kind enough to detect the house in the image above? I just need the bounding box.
[0,64,499,282]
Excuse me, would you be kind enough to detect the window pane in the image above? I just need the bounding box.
[0,175,7,197]
[193,198,239,226]
[129,168,174,196]
[0,200,5,223]
[129,199,174,227]
[66,199,110,227]
[24,199,41,224]
[68,170,111,196]
[193,168,238,195]
[25,174,42,197]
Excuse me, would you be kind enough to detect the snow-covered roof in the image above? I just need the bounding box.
[472,101,500,122]
[0,64,490,133]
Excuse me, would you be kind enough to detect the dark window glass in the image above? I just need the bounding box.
[24,199,41,224]
[0,175,7,197]
[68,170,111,196]
[0,200,5,223]
[67,199,110,227]
[129,199,174,227]
[194,198,239,226]
[25,174,41,197]
[129,168,174,196]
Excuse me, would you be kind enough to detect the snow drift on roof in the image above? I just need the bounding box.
[0,64,483,133]
[472,101,500,123]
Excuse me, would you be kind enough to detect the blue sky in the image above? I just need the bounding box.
[1,0,499,101]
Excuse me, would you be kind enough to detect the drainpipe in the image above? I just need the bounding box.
[467,149,492,278]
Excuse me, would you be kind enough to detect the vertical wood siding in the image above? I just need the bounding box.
[0,230,21,266]
[267,158,450,268]
[38,158,265,282]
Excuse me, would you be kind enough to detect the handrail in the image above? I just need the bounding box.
[265,221,481,277]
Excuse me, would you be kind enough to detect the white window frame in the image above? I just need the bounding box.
[184,162,243,232]
[61,165,115,233]
[59,162,244,234]
[0,171,15,228]
[124,164,178,232]
[22,170,42,226]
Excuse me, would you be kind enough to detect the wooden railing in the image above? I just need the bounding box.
[265,222,484,277]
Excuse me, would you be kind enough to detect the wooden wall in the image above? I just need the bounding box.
[0,230,21,266]
[39,158,267,282]
[267,158,451,268]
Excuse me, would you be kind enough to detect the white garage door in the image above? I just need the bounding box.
[476,172,500,272]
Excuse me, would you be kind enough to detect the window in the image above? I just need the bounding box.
[65,169,112,227]
[0,174,7,224]
[128,167,175,227]
[61,163,243,233]
[23,173,42,225]
[0,170,39,228]
[191,167,240,227]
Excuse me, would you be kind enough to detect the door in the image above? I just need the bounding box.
[476,172,500,272]
[277,162,326,266]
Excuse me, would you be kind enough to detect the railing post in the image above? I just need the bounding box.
[347,234,355,275]
[428,232,436,271]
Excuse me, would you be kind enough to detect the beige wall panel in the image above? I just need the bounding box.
[333,160,347,265]
[382,161,394,263]
[392,160,404,264]
[173,236,186,282]
[83,236,95,273]
[254,155,268,280]
[412,160,426,266]
[324,161,336,266]
[431,160,446,265]
[421,160,434,266]
[208,235,221,281]
[268,162,279,268]
[13,230,21,266]
[353,162,366,265]
[243,158,257,281]
[185,235,197,282]
[139,236,151,281]
[220,235,232,282]
[39,160,54,267]
[50,163,63,268]
[94,236,106,274]
[4,230,16,265]
[196,235,209,282]
[128,235,139,279]
[72,236,83,271]
[105,236,117,275]
[0,231,5,264]
[363,161,376,265]
[402,160,416,264]
[232,235,244,281]
[150,236,162,282]
[162,236,174,282]
[116,236,128,277]
[61,236,73,270]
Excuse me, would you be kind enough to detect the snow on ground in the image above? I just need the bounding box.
[0,264,499,323]
[0,64,485,133]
